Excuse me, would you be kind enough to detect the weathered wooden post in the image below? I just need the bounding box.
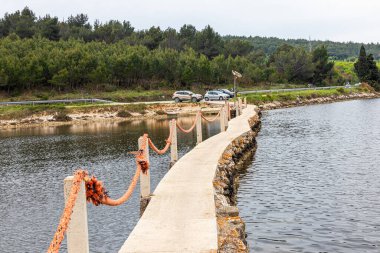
[196,111,202,145]
[224,104,228,129]
[219,107,226,132]
[235,101,240,116]
[138,136,150,216]
[64,177,89,253]
[170,119,178,166]
[238,97,242,114]
[244,97,247,108]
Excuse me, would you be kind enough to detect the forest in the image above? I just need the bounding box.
[0,7,378,93]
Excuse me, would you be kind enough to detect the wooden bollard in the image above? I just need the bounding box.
[224,105,228,129]
[219,107,226,132]
[238,98,242,114]
[64,177,89,253]
[235,101,240,116]
[244,97,247,108]
[170,119,178,166]
[138,136,150,216]
[196,111,202,145]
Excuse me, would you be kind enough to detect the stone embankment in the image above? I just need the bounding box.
[119,105,259,253]
[259,92,379,110]
[214,111,261,252]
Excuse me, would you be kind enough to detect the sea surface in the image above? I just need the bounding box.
[0,115,220,252]
[237,98,380,253]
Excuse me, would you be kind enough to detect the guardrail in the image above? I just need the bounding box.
[238,86,344,95]
[0,98,114,106]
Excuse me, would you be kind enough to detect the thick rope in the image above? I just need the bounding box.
[176,112,199,133]
[86,135,149,206]
[47,170,88,253]
[148,120,174,155]
[201,108,222,122]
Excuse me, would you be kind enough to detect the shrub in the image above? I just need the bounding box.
[116,110,132,117]
[336,87,345,94]
[53,112,72,121]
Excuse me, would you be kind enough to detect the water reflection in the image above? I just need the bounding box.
[237,99,380,253]
[0,115,220,253]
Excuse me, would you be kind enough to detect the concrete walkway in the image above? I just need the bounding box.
[119,105,257,253]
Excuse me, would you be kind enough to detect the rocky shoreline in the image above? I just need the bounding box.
[258,92,379,110]
[0,103,221,129]
[214,111,262,252]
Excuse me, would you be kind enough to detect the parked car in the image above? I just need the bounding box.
[204,90,230,101]
[218,89,234,98]
[172,90,203,103]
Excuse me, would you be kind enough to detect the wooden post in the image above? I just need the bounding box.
[196,111,202,145]
[170,119,178,166]
[238,98,242,115]
[224,105,228,129]
[235,101,239,116]
[64,177,89,253]
[219,107,225,132]
[138,136,151,216]
[244,97,247,108]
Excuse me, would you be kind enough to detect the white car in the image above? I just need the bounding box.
[204,91,230,101]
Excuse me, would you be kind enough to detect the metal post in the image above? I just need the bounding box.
[196,111,202,145]
[170,119,178,166]
[64,177,89,253]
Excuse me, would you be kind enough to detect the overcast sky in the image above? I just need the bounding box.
[2,0,380,43]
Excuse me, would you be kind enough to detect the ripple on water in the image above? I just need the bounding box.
[237,99,380,253]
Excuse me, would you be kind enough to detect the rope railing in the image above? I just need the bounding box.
[148,120,174,155]
[176,112,200,133]
[200,108,222,122]
[47,102,242,253]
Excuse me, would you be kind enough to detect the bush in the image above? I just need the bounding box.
[156,110,166,115]
[53,112,72,121]
[116,110,132,117]
[336,87,345,94]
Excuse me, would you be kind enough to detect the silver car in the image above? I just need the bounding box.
[172,90,203,103]
[204,91,230,101]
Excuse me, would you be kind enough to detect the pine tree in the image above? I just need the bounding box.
[312,45,334,85]
[354,45,369,81]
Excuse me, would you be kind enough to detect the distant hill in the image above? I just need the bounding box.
[224,36,380,60]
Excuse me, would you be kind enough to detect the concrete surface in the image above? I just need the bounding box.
[119,105,257,253]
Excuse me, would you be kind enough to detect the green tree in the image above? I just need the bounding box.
[312,45,334,85]
[354,45,369,81]
[194,25,223,59]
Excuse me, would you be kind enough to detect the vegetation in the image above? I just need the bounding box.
[354,46,380,90]
[243,87,362,105]
[0,7,378,97]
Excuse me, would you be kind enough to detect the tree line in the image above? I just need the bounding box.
[0,7,378,93]
[1,7,379,60]
[0,36,340,93]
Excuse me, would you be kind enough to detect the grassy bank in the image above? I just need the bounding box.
[242,87,372,105]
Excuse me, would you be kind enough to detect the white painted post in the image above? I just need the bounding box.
[138,136,150,198]
[238,98,242,114]
[244,97,247,108]
[64,177,89,253]
[224,105,228,129]
[219,107,225,132]
[196,111,202,145]
[170,119,178,165]
[235,101,240,116]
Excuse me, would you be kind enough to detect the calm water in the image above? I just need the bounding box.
[0,116,220,253]
[237,99,380,253]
